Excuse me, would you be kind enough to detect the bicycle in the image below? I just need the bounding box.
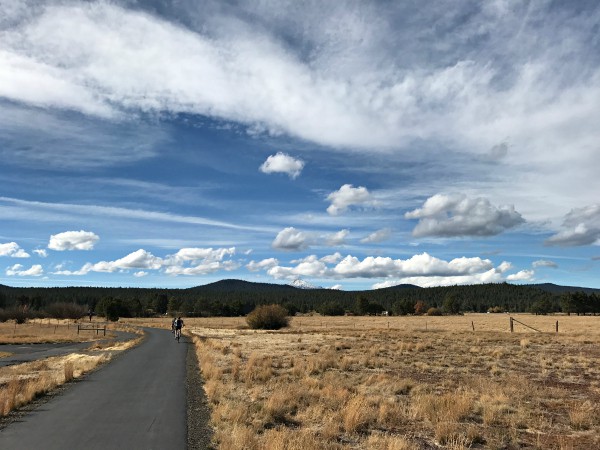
[175,327,182,342]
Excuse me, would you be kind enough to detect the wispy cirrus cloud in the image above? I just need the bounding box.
[0,196,273,232]
[361,228,392,244]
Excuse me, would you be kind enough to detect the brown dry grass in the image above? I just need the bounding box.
[0,353,110,416]
[180,314,600,449]
[0,319,124,344]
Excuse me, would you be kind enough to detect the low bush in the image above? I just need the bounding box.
[426,307,443,316]
[246,304,289,330]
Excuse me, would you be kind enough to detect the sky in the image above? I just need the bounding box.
[1,0,599,290]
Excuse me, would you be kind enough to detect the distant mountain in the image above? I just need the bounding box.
[378,283,422,291]
[186,279,297,293]
[527,283,600,295]
[289,278,322,290]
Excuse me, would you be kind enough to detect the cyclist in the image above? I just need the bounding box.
[174,316,184,341]
[171,317,177,334]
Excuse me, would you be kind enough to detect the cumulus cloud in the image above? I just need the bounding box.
[0,242,30,258]
[53,246,241,277]
[533,260,558,269]
[33,249,48,257]
[405,194,524,238]
[326,184,373,216]
[165,247,236,265]
[259,152,305,179]
[163,247,239,276]
[54,249,162,275]
[545,204,600,246]
[48,230,99,251]
[272,227,310,251]
[6,263,43,276]
[264,251,495,281]
[165,260,239,276]
[326,229,349,246]
[507,270,535,281]
[361,228,392,243]
[133,271,148,277]
[372,269,505,288]
[320,252,343,264]
[246,258,279,272]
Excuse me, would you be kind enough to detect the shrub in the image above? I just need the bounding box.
[246,304,289,330]
[45,302,86,320]
[426,307,442,316]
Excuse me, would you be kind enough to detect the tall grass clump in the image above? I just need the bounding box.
[246,305,289,330]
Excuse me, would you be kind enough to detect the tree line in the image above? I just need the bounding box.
[0,281,598,321]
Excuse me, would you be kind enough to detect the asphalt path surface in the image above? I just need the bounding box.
[0,328,188,449]
[0,331,137,367]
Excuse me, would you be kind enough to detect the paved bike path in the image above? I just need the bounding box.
[0,331,138,367]
[0,328,187,449]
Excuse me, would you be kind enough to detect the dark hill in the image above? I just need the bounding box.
[186,279,298,293]
[527,283,600,295]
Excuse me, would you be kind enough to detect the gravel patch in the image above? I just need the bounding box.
[186,338,214,449]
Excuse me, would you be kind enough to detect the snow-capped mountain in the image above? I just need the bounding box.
[290,278,321,289]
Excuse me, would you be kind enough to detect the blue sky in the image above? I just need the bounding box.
[1,0,599,290]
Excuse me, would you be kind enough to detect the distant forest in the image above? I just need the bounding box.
[1,279,599,321]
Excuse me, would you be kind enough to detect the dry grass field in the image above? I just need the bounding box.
[0,319,121,345]
[177,314,600,450]
[0,320,142,418]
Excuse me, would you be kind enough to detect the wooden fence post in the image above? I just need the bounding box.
[556,321,559,333]
[471,321,475,331]
[510,317,514,333]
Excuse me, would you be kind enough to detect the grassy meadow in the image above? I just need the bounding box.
[175,314,600,450]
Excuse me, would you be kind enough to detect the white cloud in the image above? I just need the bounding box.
[166,247,236,264]
[320,252,342,264]
[246,258,279,272]
[372,268,505,288]
[507,270,535,282]
[163,247,239,276]
[165,260,240,276]
[54,246,241,277]
[326,184,373,216]
[267,257,328,280]
[361,228,392,243]
[545,204,600,246]
[497,261,512,273]
[265,252,495,283]
[91,249,162,272]
[55,249,162,275]
[6,263,43,276]
[0,242,30,258]
[533,260,558,269]
[326,229,349,246]
[330,284,343,290]
[133,271,148,277]
[48,230,99,251]
[272,227,310,251]
[333,253,493,279]
[259,152,305,179]
[33,249,48,257]
[1,196,271,233]
[405,193,524,238]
